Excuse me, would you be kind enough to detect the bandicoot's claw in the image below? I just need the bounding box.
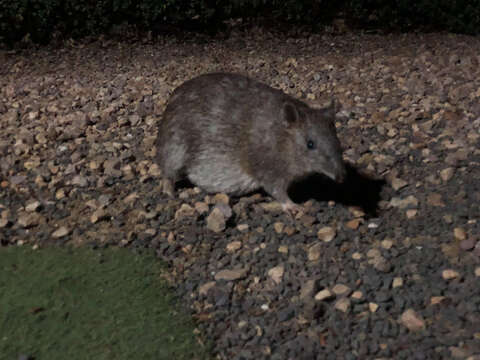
[161,179,175,197]
[282,201,305,217]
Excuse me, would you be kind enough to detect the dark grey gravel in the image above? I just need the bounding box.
[1,30,480,360]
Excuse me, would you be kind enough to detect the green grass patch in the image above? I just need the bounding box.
[0,245,210,360]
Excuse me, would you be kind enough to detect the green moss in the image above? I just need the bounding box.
[0,246,211,360]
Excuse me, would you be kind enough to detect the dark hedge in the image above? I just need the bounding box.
[0,0,478,45]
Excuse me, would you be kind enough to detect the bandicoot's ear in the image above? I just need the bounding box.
[322,99,338,123]
[283,102,299,127]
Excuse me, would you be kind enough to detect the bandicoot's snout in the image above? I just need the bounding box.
[321,162,346,184]
[334,162,347,183]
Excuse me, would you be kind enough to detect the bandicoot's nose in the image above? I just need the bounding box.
[334,163,347,183]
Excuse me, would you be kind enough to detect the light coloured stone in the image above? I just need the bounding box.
[123,192,139,204]
[390,195,418,209]
[213,193,230,205]
[381,239,394,249]
[442,269,460,280]
[226,241,242,252]
[346,218,361,230]
[332,284,351,296]
[367,248,381,258]
[351,291,363,300]
[273,222,285,234]
[317,226,336,242]
[315,288,334,301]
[406,209,417,218]
[391,178,408,191]
[392,277,404,288]
[440,167,454,182]
[194,202,209,214]
[335,298,351,313]
[206,207,226,233]
[25,200,40,212]
[400,309,426,331]
[17,212,41,228]
[308,242,322,261]
[199,281,216,296]
[175,204,196,221]
[453,227,467,241]
[348,206,365,218]
[352,252,363,260]
[90,209,108,223]
[268,265,284,285]
[71,175,88,187]
[430,296,446,305]
[237,223,249,232]
[215,268,248,281]
[52,226,69,238]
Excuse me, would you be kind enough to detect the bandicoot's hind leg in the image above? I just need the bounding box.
[157,132,188,197]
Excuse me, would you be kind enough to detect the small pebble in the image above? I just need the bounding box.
[317,226,336,242]
[440,167,454,182]
[52,226,69,238]
[194,201,209,214]
[346,218,361,230]
[215,268,248,281]
[351,291,363,300]
[307,242,322,261]
[352,252,363,260]
[406,209,417,218]
[392,277,404,288]
[332,284,351,296]
[367,248,381,258]
[334,298,350,313]
[90,209,108,223]
[442,269,460,280]
[237,223,249,232]
[430,296,446,305]
[278,245,288,254]
[348,206,365,218]
[175,204,196,221]
[206,207,226,233]
[268,265,284,284]
[400,309,425,331]
[453,227,467,241]
[226,241,242,252]
[25,200,40,212]
[371,256,391,273]
[199,281,216,296]
[273,222,285,234]
[315,289,334,301]
[381,238,394,249]
[213,193,230,205]
[391,177,408,191]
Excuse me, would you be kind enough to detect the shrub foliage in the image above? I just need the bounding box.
[0,0,478,45]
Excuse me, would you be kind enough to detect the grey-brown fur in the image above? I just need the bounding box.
[156,72,346,210]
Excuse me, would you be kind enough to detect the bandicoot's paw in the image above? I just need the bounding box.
[281,201,305,216]
[161,179,175,197]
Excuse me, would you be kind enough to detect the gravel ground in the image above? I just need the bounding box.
[1,29,480,359]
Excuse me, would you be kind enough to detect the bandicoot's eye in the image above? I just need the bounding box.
[307,140,315,150]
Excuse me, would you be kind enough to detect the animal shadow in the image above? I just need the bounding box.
[288,164,386,216]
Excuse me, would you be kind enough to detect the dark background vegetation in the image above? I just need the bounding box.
[1,0,479,46]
